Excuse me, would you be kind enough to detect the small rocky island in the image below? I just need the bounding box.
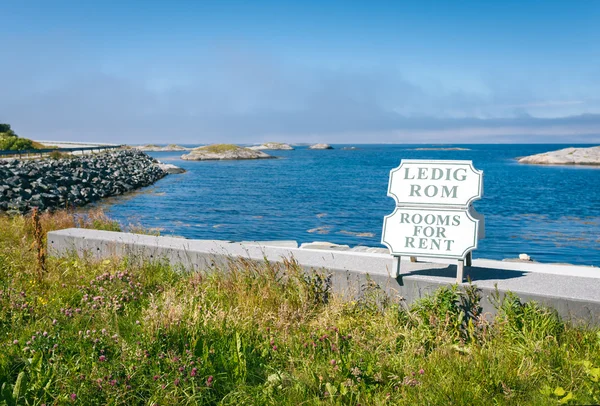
[0,150,179,213]
[518,146,600,166]
[181,144,275,161]
[249,142,294,150]
[308,143,333,150]
[135,144,191,152]
[414,147,470,151]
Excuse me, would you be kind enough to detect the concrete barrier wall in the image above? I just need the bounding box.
[48,228,600,325]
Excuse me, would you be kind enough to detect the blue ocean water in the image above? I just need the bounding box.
[104,144,600,266]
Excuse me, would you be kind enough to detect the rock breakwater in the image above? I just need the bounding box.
[0,150,169,213]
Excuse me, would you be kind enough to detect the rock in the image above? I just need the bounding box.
[341,146,358,150]
[518,146,600,166]
[156,162,186,174]
[519,253,531,261]
[307,226,331,234]
[308,143,333,150]
[503,253,539,263]
[135,144,191,152]
[249,142,294,150]
[181,144,276,161]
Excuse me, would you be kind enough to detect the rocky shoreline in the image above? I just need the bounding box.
[0,150,177,213]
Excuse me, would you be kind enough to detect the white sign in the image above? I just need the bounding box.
[387,160,483,207]
[382,206,479,260]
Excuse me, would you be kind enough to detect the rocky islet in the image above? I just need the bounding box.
[308,143,333,150]
[249,142,294,150]
[135,144,192,152]
[181,144,275,160]
[518,146,600,165]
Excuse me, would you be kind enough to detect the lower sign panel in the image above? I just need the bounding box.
[382,207,479,260]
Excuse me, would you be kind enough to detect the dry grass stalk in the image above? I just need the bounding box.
[31,207,46,279]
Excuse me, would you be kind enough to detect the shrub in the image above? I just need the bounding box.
[0,134,35,151]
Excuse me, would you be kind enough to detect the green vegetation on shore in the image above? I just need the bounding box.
[0,124,41,151]
[1,210,600,405]
[194,143,241,153]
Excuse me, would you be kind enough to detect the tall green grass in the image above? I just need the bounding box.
[0,211,599,405]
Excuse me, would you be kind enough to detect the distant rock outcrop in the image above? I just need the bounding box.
[414,147,471,151]
[156,162,186,174]
[136,144,191,152]
[518,146,600,166]
[308,143,333,150]
[181,144,275,161]
[249,142,294,150]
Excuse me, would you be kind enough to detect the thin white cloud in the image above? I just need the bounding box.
[0,41,599,143]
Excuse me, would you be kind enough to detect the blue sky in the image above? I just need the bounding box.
[1,0,599,143]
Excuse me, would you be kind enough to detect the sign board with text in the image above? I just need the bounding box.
[387,160,483,207]
[382,160,484,266]
[382,206,479,260]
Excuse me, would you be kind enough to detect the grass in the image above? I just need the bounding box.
[0,211,600,405]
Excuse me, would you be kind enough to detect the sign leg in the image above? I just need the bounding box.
[456,260,464,284]
[466,252,472,267]
[393,256,401,278]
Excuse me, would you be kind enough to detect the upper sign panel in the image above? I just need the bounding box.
[388,160,483,207]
